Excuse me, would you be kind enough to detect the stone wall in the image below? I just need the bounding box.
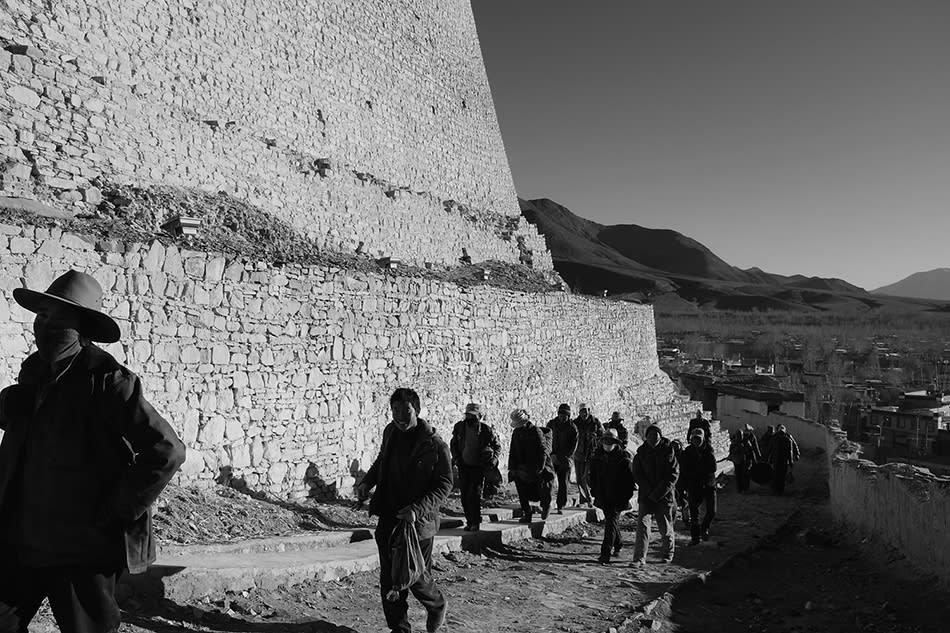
[0,0,553,270]
[721,407,950,584]
[0,225,679,499]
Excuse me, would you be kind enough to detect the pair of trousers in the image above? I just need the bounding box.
[687,487,717,540]
[633,501,674,562]
[0,565,121,633]
[772,462,788,495]
[375,518,445,633]
[600,508,623,558]
[735,462,751,491]
[574,456,592,504]
[514,478,551,518]
[553,458,572,509]
[457,464,485,527]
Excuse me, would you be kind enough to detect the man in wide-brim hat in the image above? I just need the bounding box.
[0,269,186,633]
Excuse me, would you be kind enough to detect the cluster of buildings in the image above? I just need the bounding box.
[660,341,950,472]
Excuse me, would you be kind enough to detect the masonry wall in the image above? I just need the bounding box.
[721,407,950,583]
[0,225,680,499]
[0,0,553,270]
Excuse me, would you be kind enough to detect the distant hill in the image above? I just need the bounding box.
[520,197,947,314]
[873,268,950,301]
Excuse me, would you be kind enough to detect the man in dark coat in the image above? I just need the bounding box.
[356,388,452,633]
[686,409,711,443]
[604,411,629,448]
[449,403,501,532]
[631,424,679,565]
[759,425,776,463]
[572,403,604,507]
[769,424,801,496]
[590,429,635,564]
[0,270,186,633]
[507,409,553,522]
[729,425,762,492]
[680,428,718,544]
[546,403,578,513]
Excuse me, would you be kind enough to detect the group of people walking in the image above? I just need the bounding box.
[729,422,801,495]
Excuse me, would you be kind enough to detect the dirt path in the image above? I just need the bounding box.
[31,455,827,633]
[650,506,950,633]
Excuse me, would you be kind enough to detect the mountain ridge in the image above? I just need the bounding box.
[872,268,950,301]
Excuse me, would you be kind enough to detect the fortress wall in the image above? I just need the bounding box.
[0,0,553,270]
[0,225,677,498]
[721,408,950,583]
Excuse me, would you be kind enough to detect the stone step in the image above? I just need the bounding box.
[159,529,374,559]
[123,506,597,602]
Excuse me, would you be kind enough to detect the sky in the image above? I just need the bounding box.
[470,1,950,291]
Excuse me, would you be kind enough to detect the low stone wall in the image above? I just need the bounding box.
[0,223,678,499]
[720,408,950,584]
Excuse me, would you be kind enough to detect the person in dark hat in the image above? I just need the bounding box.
[686,409,712,443]
[631,424,679,565]
[590,428,635,564]
[572,403,603,508]
[507,409,554,523]
[680,428,718,544]
[0,269,186,633]
[546,403,578,513]
[449,402,500,532]
[604,411,629,449]
[729,425,761,493]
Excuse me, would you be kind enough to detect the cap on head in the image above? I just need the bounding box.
[610,411,623,422]
[557,403,571,414]
[689,428,706,441]
[645,424,662,439]
[465,403,483,419]
[602,428,621,444]
[578,402,589,411]
[510,408,530,423]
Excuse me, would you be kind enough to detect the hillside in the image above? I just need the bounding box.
[520,197,947,313]
[873,268,950,301]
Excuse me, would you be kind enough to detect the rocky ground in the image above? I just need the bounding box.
[0,188,559,295]
[29,453,947,633]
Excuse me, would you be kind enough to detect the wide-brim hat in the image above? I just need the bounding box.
[610,411,623,422]
[13,270,120,343]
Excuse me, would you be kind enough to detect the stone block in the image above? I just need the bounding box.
[6,85,40,108]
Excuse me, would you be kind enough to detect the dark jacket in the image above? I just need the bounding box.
[604,419,629,448]
[363,419,453,540]
[0,345,186,574]
[687,416,712,442]
[508,422,551,482]
[729,432,761,466]
[631,432,680,505]
[679,443,718,496]
[760,429,775,461]
[573,415,604,461]
[769,431,801,467]
[590,446,635,510]
[450,419,501,469]
[546,417,578,461]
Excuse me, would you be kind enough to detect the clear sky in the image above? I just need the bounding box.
[470,1,950,291]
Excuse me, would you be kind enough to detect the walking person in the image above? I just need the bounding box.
[450,403,501,532]
[686,409,711,443]
[507,409,553,522]
[769,424,801,496]
[631,424,679,565]
[546,403,578,513]
[729,425,761,493]
[759,425,776,463]
[590,429,635,564]
[604,411,629,448]
[572,403,604,507]
[355,388,452,633]
[670,438,690,528]
[681,428,718,544]
[0,270,187,633]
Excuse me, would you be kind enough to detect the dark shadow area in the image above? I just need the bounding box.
[119,596,358,633]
